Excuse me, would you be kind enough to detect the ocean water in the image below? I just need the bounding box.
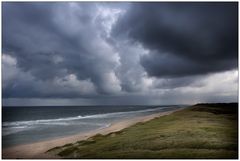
[2,105,184,148]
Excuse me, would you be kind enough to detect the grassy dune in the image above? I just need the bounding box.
[47,103,238,159]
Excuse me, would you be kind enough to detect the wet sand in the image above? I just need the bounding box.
[2,108,182,159]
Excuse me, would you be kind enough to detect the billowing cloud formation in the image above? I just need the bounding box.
[3,2,122,96]
[113,2,238,78]
[2,2,238,105]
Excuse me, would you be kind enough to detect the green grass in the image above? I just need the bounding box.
[47,103,238,159]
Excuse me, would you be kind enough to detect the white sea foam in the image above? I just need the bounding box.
[2,122,110,136]
[2,106,176,136]
[3,106,170,127]
[2,126,32,136]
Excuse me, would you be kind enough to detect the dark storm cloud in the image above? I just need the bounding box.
[3,2,85,80]
[113,2,238,78]
[2,2,238,104]
[2,2,121,98]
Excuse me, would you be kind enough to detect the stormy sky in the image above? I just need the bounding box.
[2,2,238,106]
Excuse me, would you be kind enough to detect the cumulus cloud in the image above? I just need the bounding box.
[2,54,97,98]
[3,2,122,96]
[2,2,238,105]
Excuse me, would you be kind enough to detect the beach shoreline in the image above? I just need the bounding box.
[2,108,183,159]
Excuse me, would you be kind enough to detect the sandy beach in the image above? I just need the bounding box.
[2,109,181,159]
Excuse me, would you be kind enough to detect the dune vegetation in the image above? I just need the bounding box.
[47,103,238,159]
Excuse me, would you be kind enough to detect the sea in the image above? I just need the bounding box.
[2,105,185,148]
